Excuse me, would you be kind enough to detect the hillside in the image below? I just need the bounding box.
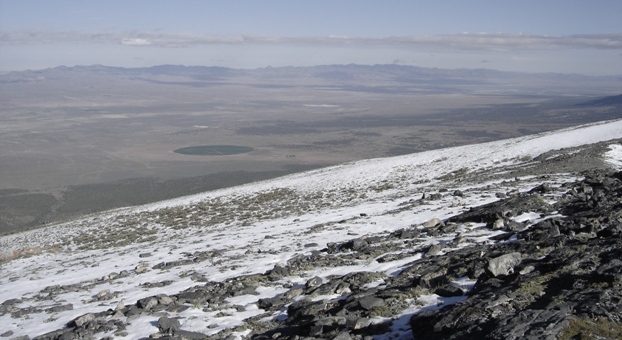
[577,94,622,107]
[2,120,622,339]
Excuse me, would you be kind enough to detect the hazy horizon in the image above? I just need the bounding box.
[4,62,622,78]
[1,1,621,75]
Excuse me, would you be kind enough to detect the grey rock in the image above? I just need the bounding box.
[487,252,522,277]
[157,294,175,306]
[358,296,385,311]
[173,329,207,339]
[137,296,159,311]
[305,276,323,290]
[2,298,21,306]
[352,239,368,251]
[332,331,353,340]
[44,304,73,313]
[71,312,95,327]
[491,218,505,229]
[434,284,464,297]
[158,316,181,334]
[176,290,207,304]
[426,244,443,256]
[283,287,303,299]
[423,218,445,228]
[134,263,150,274]
[257,296,286,311]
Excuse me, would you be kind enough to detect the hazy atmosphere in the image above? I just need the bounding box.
[1,0,622,75]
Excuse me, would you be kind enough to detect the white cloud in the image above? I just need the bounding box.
[121,38,151,46]
[1,30,621,51]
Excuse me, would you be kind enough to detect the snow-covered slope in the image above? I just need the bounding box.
[2,119,622,339]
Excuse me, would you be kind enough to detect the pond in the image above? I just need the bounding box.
[173,145,254,156]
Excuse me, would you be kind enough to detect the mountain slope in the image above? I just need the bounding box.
[2,120,622,339]
[577,93,622,106]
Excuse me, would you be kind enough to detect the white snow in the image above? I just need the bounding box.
[2,119,622,338]
[605,143,622,169]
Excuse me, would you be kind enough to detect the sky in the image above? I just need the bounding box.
[1,0,621,75]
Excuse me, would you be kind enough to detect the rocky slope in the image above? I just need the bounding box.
[2,121,622,339]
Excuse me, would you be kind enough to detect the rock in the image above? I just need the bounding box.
[157,294,174,306]
[176,290,207,304]
[257,296,286,311]
[490,218,505,229]
[421,192,443,200]
[2,298,22,306]
[305,276,323,290]
[173,329,207,339]
[134,263,150,274]
[358,296,385,311]
[44,304,73,313]
[434,284,464,297]
[115,299,125,311]
[71,313,96,327]
[504,219,525,232]
[530,183,551,193]
[449,193,551,225]
[352,238,369,251]
[32,329,70,340]
[519,265,535,275]
[396,228,418,239]
[95,289,110,300]
[283,287,303,299]
[267,263,289,280]
[418,267,448,289]
[333,331,353,340]
[426,244,443,256]
[487,252,522,277]
[347,317,374,330]
[423,218,445,228]
[158,316,181,334]
[137,296,159,311]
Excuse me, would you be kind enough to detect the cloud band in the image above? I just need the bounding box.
[2,30,621,51]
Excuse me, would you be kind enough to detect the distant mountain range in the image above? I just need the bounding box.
[3,64,622,96]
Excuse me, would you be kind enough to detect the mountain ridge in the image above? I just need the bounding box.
[4,63,622,85]
[2,120,622,338]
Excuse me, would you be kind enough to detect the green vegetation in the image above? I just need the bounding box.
[174,145,254,156]
[559,316,622,340]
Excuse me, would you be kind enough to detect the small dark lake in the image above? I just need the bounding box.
[174,145,254,156]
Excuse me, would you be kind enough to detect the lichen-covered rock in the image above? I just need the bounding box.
[486,252,522,277]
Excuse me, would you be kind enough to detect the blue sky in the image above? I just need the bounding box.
[1,0,621,74]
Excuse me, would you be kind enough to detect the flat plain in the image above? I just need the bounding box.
[1,64,621,233]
